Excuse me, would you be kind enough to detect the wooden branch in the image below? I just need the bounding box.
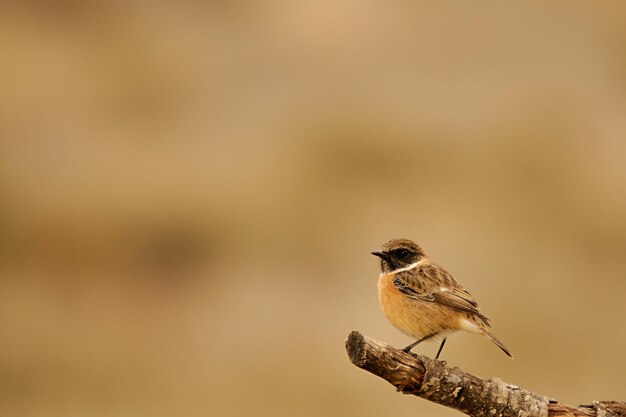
[346,331,625,417]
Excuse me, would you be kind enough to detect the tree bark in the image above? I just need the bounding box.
[345,331,625,417]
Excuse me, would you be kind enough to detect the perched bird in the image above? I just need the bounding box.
[372,238,513,358]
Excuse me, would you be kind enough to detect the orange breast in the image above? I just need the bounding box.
[378,273,458,339]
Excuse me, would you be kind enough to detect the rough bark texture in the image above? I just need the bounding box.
[346,331,625,417]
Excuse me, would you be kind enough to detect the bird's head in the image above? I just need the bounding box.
[371,239,425,273]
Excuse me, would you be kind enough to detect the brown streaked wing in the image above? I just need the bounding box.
[392,265,491,326]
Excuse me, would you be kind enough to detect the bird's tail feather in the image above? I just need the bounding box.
[482,329,514,358]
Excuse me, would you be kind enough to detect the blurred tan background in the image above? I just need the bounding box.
[1,2,626,416]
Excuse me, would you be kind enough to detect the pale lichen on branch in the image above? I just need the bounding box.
[345,331,625,417]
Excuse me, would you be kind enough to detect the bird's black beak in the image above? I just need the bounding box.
[371,251,389,260]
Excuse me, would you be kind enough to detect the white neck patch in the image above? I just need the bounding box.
[389,258,426,275]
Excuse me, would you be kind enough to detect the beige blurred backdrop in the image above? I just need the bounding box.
[1,2,626,417]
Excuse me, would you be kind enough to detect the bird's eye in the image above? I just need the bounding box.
[396,249,410,259]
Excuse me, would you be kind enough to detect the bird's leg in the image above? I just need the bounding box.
[435,338,447,359]
[402,332,439,353]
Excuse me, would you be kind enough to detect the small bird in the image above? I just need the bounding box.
[372,238,513,359]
